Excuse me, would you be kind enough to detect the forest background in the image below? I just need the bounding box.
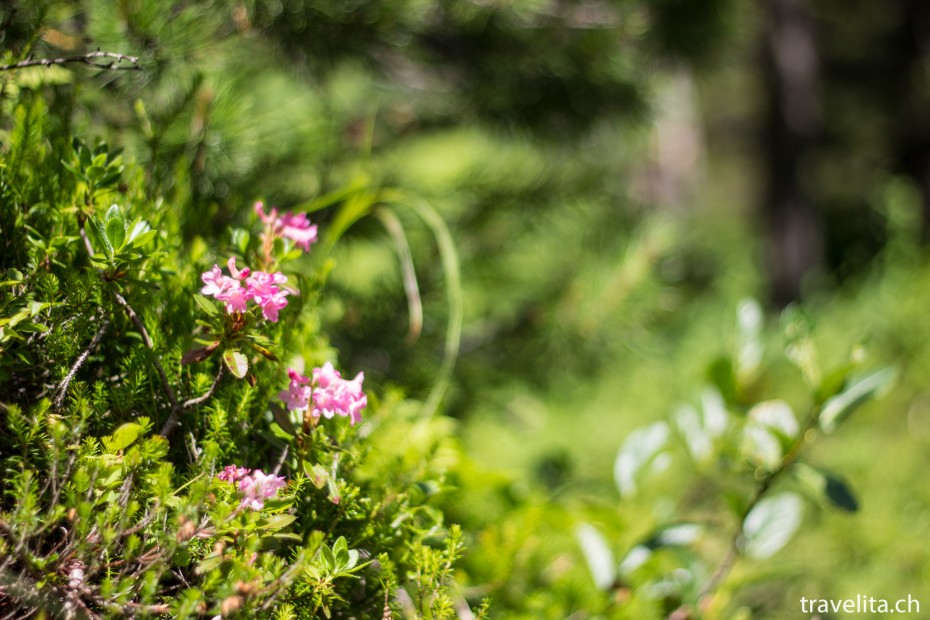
[2,1,930,618]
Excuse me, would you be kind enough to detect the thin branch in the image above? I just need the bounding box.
[111,290,179,409]
[54,318,111,410]
[272,444,289,476]
[159,364,225,437]
[180,363,224,409]
[698,405,821,600]
[0,50,141,72]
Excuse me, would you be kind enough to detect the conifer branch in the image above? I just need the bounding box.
[0,50,141,72]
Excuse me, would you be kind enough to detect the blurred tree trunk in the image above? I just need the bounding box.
[897,0,930,235]
[761,0,823,306]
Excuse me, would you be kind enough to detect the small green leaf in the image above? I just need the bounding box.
[742,493,803,559]
[105,208,126,250]
[248,341,278,361]
[89,217,113,258]
[86,165,106,183]
[614,421,669,498]
[125,219,152,245]
[575,523,615,590]
[269,422,294,441]
[819,367,897,433]
[261,514,297,531]
[192,294,219,317]
[825,475,859,512]
[793,463,859,512]
[105,204,123,223]
[270,402,296,436]
[645,524,702,549]
[707,356,738,406]
[102,422,145,452]
[319,544,336,572]
[333,536,349,567]
[231,228,250,255]
[195,554,223,574]
[223,350,249,379]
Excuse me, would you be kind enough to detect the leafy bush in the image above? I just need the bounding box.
[0,88,482,618]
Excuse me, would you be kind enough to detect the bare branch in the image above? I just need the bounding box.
[110,290,179,410]
[54,317,111,410]
[159,364,225,437]
[0,50,141,72]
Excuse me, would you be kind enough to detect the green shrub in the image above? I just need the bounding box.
[0,88,482,618]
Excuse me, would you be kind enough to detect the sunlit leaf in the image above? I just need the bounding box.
[105,205,125,250]
[742,493,803,559]
[223,349,249,379]
[575,523,615,590]
[819,367,897,433]
[192,294,219,317]
[614,421,669,498]
[102,422,145,452]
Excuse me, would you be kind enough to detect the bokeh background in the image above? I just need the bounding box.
[4,1,930,617]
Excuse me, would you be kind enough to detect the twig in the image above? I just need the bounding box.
[180,363,224,409]
[698,406,821,601]
[54,318,111,410]
[0,50,141,72]
[272,444,289,476]
[158,364,225,437]
[111,291,179,409]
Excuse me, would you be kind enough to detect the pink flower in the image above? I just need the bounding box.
[220,284,251,314]
[217,465,250,483]
[201,265,235,297]
[226,256,250,280]
[278,369,311,412]
[198,259,290,321]
[279,362,367,425]
[279,212,318,252]
[311,362,367,425]
[255,201,318,253]
[236,469,287,511]
[255,201,278,224]
[246,271,289,322]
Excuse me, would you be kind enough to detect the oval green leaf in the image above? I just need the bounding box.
[742,493,803,560]
[223,349,249,379]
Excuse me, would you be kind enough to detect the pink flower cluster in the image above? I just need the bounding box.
[201,257,289,322]
[256,202,318,252]
[279,362,367,425]
[217,465,287,511]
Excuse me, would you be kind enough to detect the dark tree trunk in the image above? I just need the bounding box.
[761,0,823,306]
[897,0,930,235]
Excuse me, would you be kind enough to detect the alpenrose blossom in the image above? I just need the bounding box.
[217,465,250,483]
[255,202,318,252]
[200,257,289,322]
[237,470,287,511]
[279,361,367,425]
[278,368,311,412]
[217,466,287,511]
